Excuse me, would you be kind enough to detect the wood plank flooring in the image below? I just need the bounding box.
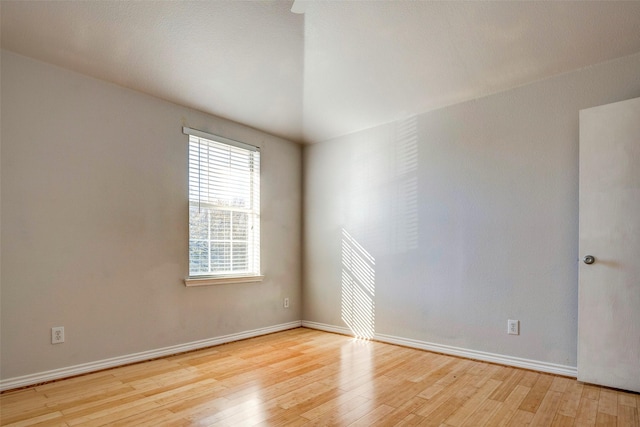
[1,328,638,426]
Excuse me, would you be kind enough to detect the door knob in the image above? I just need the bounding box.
[583,255,595,265]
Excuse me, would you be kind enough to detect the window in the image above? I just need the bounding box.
[183,127,261,286]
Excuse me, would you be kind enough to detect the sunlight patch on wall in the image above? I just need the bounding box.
[341,229,375,339]
[392,116,419,252]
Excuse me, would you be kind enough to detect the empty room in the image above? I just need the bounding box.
[1,1,639,425]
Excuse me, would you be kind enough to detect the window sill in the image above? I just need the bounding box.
[184,275,264,287]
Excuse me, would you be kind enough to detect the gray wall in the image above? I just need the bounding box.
[303,53,640,367]
[3,46,640,381]
[1,51,302,379]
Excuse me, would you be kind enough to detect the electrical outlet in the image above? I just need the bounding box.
[284,297,290,308]
[507,320,519,335]
[52,326,65,344]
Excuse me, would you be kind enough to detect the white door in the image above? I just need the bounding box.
[578,96,640,393]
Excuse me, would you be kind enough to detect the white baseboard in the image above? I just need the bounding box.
[1,319,577,392]
[0,321,302,392]
[301,321,577,378]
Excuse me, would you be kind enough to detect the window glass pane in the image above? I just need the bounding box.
[211,243,231,272]
[189,240,209,273]
[233,243,248,271]
[189,206,208,240]
[232,212,248,241]
[210,210,230,240]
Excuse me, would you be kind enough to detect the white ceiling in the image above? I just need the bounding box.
[3,1,640,144]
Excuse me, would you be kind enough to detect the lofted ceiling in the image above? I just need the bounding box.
[2,1,640,144]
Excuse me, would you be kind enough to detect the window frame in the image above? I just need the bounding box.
[183,127,263,287]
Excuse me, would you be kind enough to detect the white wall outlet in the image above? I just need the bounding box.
[508,320,519,335]
[284,297,290,308]
[52,326,65,344]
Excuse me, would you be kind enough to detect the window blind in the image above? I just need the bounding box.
[185,129,260,278]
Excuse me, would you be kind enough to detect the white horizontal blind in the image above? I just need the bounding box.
[188,133,260,277]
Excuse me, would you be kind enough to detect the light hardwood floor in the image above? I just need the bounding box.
[1,328,638,426]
